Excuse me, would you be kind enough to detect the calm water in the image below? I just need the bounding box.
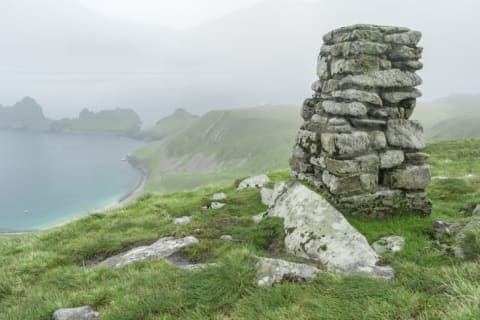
[0,131,144,232]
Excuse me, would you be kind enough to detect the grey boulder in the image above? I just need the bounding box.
[237,175,270,190]
[53,307,99,320]
[386,119,425,150]
[212,193,227,200]
[256,257,322,287]
[173,216,191,225]
[268,183,394,279]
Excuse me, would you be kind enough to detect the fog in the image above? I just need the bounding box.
[1,0,479,125]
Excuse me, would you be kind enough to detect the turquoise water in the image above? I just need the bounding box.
[0,131,144,232]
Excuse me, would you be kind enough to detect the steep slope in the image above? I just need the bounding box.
[413,94,480,140]
[132,105,301,192]
[137,109,199,141]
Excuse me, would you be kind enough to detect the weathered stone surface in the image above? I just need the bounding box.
[302,98,316,120]
[321,100,367,117]
[351,119,387,130]
[260,188,273,206]
[382,88,422,103]
[212,192,227,200]
[316,56,329,80]
[323,24,409,44]
[405,152,429,164]
[237,175,270,190]
[384,31,421,46]
[173,216,191,225]
[321,79,341,93]
[389,45,423,61]
[337,190,403,216]
[98,236,199,269]
[433,221,463,240]
[321,131,386,156]
[322,41,389,58]
[392,60,423,70]
[252,212,267,224]
[330,89,383,106]
[211,202,226,210]
[455,216,480,260]
[384,165,431,190]
[386,120,425,149]
[220,235,233,241]
[330,56,386,76]
[268,183,394,278]
[256,257,322,287]
[325,117,353,133]
[325,154,379,175]
[339,70,422,89]
[372,236,405,254]
[53,307,99,320]
[405,191,432,214]
[323,28,383,44]
[322,171,377,195]
[296,129,319,154]
[380,150,405,168]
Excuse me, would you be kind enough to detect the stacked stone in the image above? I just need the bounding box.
[290,24,432,216]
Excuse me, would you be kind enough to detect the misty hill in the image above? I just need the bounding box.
[0,97,142,136]
[0,97,51,131]
[51,108,142,136]
[137,108,198,141]
[414,94,480,140]
[131,105,301,192]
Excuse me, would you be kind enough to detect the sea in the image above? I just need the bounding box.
[0,130,144,232]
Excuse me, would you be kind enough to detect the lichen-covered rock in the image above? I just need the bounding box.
[330,89,383,106]
[237,175,270,190]
[384,165,431,190]
[292,24,430,217]
[53,307,99,320]
[268,183,394,278]
[339,70,422,89]
[433,221,463,240]
[380,150,405,169]
[372,236,405,254]
[386,120,425,149]
[97,236,199,269]
[256,257,322,287]
[455,217,480,260]
[321,100,367,117]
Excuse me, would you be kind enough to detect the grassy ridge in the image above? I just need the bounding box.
[133,105,301,192]
[1,140,480,319]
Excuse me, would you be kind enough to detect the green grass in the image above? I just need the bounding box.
[1,141,480,319]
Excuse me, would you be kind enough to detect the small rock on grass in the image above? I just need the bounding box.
[252,212,267,224]
[212,192,227,200]
[433,221,462,240]
[256,257,322,287]
[372,236,405,254]
[173,216,191,225]
[53,306,99,320]
[211,202,226,210]
[237,175,270,190]
[220,235,233,241]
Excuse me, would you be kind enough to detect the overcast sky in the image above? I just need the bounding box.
[1,0,479,124]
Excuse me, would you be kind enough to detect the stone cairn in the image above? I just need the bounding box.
[290,24,432,216]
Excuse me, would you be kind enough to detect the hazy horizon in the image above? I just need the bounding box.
[1,0,479,124]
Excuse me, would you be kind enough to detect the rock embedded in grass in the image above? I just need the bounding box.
[211,202,226,210]
[260,187,273,206]
[97,236,199,269]
[220,235,233,241]
[237,174,270,190]
[372,236,405,254]
[256,257,322,287]
[53,306,99,320]
[268,183,394,279]
[173,216,191,225]
[212,192,227,200]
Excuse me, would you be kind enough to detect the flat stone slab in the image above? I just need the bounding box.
[256,257,322,287]
[237,175,270,190]
[268,183,394,279]
[53,306,99,320]
[97,236,199,269]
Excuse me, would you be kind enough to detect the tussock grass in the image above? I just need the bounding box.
[1,141,480,319]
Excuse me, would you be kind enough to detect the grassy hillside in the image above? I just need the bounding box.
[414,94,480,141]
[1,140,480,319]
[132,105,301,192]
[137,109,198,141]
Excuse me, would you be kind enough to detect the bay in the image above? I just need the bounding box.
[0,131,144,232]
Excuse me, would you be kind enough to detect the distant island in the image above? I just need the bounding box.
[0,97,142,137]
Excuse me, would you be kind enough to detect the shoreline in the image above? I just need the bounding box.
[0,165,148,235]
